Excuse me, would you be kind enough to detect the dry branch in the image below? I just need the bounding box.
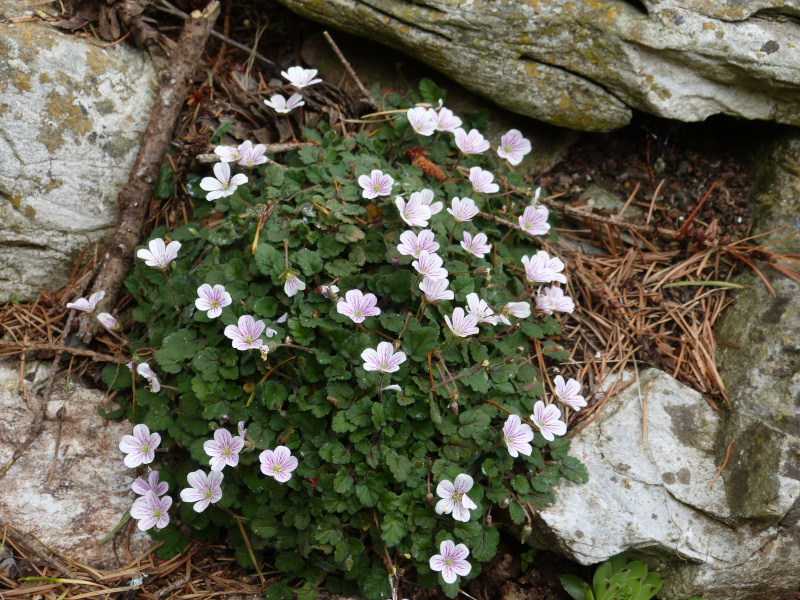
[77,1,221,342]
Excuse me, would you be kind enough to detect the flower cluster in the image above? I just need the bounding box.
[112,79,588,598]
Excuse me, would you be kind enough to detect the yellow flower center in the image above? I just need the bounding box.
[272,464,283,473]
[141,443,150,453]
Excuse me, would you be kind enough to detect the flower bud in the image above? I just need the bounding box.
[501,497,511,507]
[474,267,491,277]
[209,422,218,431]
[393,340,402,351]
[521,525,532,543]
[427,492,435,506]
[449,399,458,415]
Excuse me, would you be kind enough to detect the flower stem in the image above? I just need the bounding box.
[446,154,463,180]
[447,221,458,247]
[439,335,455,363]
[232,194,261,219]
[378,372,385,398]
[163,272,186,323]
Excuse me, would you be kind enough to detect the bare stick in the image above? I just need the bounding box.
[155,0,275,68]
[323,31,379,110]
[0,340,127,364]
[78,1,222,342]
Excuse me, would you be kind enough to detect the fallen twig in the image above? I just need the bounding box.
[77,1,222,343]
[323,31,379,110]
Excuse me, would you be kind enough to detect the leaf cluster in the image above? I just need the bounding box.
[109,82,587,599]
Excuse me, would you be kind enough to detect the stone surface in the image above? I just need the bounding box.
[279,0,800,132]
[0,361,152,567]
[0,0,158,302]
[529,368,800,600]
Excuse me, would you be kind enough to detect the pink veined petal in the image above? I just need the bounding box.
[435,498,455,515]
[436,479,456,499]
[451,503,470,522]
[192,497,211,512]
[441,565,457,584]
[453,473,473,494]
[186,470,207,491]
[124,451,146,469]
[119,435,141,454]
[451,559,472,577]
[430,555,448,571]
[132,478,150,495]
[461,494,478,511]
[450,543,470,561]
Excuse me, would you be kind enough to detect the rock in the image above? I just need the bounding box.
[0,0,158,302]
[278,0,800,132]
[529,368,800,600]
[0,361,152,567]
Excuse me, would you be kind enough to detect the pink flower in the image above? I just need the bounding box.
[445,307,479,338]
[519,191,550,235]
[396,195,432,227]
[430,540,472,584]
[428,106,461,133]
[536,286,575,315]
[530,401,567,441]
[282,270,306,297]
[502,415,534,457]
[259,446,298,483]
[411,251,448,280]
[281,66,322,88]
[497,129,532,166]
[96,313,120,332]
[499,302,532,325]
[419,277,454,302]
[397,229,439,258]
[468,166,499,194]
[319,284,339,299]
[66,290,105,314]
[119,424,161,468]
[130,491,171,531]
[214,145,244,163]
[554,375,586,411]
[454,128,490,155]
[336,289,381,323]
[460,231,491,258]
[435,474,477,522]
[195,284,232,318]
[132,470,169,496]
[137,238,181,270]
[200,162,248,201]
[407,106,436,136]
[447,197,479,223]
[204,428,245,471]
[263,92,305,114]
[466,293,499,325]
[361,341,406,373]
[358,169,394,199]
[521,251,566,284]
[180,470,223,512]
[237,141,268,167]
[411,189,443,215]
[224,315,265,351]
[136,363,161,393]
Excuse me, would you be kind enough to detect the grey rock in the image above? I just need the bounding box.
[278,0,800,132]
[0,0,157,302]
[0,362,152,567]
[530,368,800,600]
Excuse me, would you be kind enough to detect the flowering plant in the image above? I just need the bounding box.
[106,79,586,600]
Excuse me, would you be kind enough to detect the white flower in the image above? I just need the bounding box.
[119,424,161,468]
[407,106,436,136]
[521,251,567,284]
[454,128,490,155]
[199,162,248,201]
[319,284,339,299]
[204,428,245,471]
[435,474,477,522]
[130,491,171,531]
[419,277,454,302]
[281,66,322,88]
[428,106,461,133]
[447,197,479,223]
[468,166,499,194]
[224,315,265,351]
[180,470,223,512]
[465,293,499,325]
[263,92,305,114]
[282,270,306,297]
[536,286,575,315]
[499,302,532,325]
[445,307,479,338]
[502,415,534,457]
[336,289,381,323]
[411,189,443,215]
[412,251,448,280]
[430,540,472,584]
[96,313,121,331]
[396,195,432,227]
[214,145,243,163]
[358,169,394,199]
[195,284,232,318]
[137,238,181,270]
[519,191,550,236]
[554,375,587,410]
[237,141,268,167]
[497,129,532,165]
[136,363,161,393]
[361,342,406,373]
[397,229,439,258]
[66,290,105,314]
[530,401,567,441]
[460,231,491,258]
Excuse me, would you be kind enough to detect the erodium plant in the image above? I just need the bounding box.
[94,79,588,600]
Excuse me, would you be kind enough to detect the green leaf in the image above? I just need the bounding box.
[560,456,589,484]
[154,166,175,199]
[356,478,381,507]
[560,575,592,600]
[297,582,319,600]
[418,78,446,105]
[155,329,200,373]
[384,449,412,483]
[254,243,284,277]
[210,121,231,144]
[294,248,324,276]
[404,324,439,360]
[469,527,500,562]
[381,512,407,547]
[361,568,392,600]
